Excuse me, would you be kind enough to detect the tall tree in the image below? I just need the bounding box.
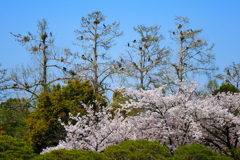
[119,25,168,90]
[9,19,70,99]
[72,11,123,93]
[167,16,217,82]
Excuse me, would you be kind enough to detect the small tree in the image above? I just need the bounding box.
[0,98,32,138]
[26,79,106,154]
[215,62,240,90]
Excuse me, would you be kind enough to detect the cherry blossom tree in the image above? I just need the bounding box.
[41,80,240,158]
[41,100,136,154]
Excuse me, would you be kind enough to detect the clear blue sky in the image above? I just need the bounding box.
[0,1,240,98]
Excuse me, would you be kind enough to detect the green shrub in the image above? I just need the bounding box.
[171,143,233,160]
[32,149,107,160]
[0,135,35,160]
[103,139,171,160]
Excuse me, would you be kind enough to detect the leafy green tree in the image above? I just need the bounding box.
[72,11,123,93]
[26,79,107,154]
[33,149,107,160]
[103,139,171,160]
[0,98,32,138]
[213,83,239,95]
[171,143,232,160]
[0,135,36,160]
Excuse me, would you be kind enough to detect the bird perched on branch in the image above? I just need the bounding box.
[50,32,52,37]
[82,55,87,60]
[178,24,182,29]
[227,69,231,76]
[63,67,67,71]
[81,36,83,40]
[60,57,64,62]
[128,43,129,47]
[103,23,106,28]
[139,46,142,50]
[133,40,136,43]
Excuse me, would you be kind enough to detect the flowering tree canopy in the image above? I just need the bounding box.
[41,80,240,157]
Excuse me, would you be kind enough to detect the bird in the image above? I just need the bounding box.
[69,70,76,76]
[227,69,231,76]
[178,24,182,29]
[117,62,121,68]
[25,83,29,88]
[60,57,64,62]
[63,67,67,71]
[133,40,136,43]
[180,31,183,35]
[139,46,142,50]
[128,43,129,47]
[50,32,52,37]
[173,31,175,35]
[148,57,151,61]
[13,83,18,87]
[81,36,83,40]
[183,63,187,67]
[103,23,106,28]
[39,43,41,47]
[121,68,124,71]
[91,58,93,61]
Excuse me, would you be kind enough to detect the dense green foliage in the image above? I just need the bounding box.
[213,83,239,95]
[25,79,107,154]
[32,149,107,160]
[171,143,232,160]
[0,135,36,160]
[103,139,171,159]
[0,98,32,138]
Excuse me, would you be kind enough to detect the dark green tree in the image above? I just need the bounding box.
[213,83,239,95]
[0,98,32,138]
[103,139,171,160]
[72,11,123,94]
[0,135,36,160]
[172,143,232,160]
[25,79,106,154]
[32,149,107,160]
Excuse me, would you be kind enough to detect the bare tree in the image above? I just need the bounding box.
[167,16,217,82]
[215,62,240,89]
[0,64,10,101]
[72,11,123,93]
[8,19,69,99]
[119,24,168,90]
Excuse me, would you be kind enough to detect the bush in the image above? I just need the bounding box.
[171,143,233,160]
[33,149,107,160]
[0,135,35,160]
[103,139,171,160]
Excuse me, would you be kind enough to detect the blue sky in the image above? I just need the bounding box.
[0,1,240,99]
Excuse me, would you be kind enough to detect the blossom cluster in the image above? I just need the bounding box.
[41,80,240,154]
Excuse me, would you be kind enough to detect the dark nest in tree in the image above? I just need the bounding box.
[22,36,30,42]
[31,46,38,52]
[41,33,48,40]
[93,20,100,24]
[197,39,202,43]
[144,44,150,49]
